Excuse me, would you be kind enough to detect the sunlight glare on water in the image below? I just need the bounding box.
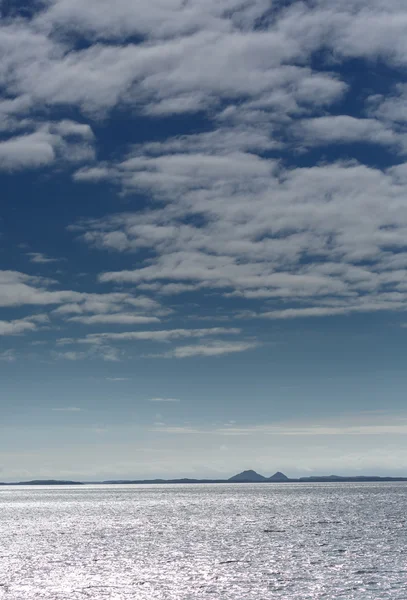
[1,483,407,599]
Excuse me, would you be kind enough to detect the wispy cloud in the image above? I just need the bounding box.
[26,252,61,264]
[54,329,253,361]
[0,349,16,362]
[68,314,160,325]
[151,413,407,436]
[54,351,87,361]
[54,344,120,362]
[83,328,241,343]
[148,398,181,403]
[158,341,258,359]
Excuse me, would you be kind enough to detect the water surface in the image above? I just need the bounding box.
[1,483,406,599]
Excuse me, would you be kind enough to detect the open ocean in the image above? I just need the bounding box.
[1,483,406,599]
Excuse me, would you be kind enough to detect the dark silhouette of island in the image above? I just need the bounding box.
[0,480,84,486]
[229,469,267,482]
[1,470,407,485]
[269,471,290,482]
[226,470,407,483]
[228,470,290,482]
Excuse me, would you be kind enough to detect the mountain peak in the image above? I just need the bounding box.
[268,471,289,481]
[228,469,267,482]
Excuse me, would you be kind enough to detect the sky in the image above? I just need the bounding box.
[1,0,407,481]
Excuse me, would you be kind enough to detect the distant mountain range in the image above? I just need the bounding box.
[1,470,407,485]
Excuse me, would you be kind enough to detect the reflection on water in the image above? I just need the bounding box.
[1,482,407,599]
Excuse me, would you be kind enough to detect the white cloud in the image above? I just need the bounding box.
[2,0,407,338]
[0,131,55,170]
[74,155,407,320]
[83,328,241,344]
[55,338,76,346]
[0,0,351,137]
[0,0,406,132]
[148,398,181,403]
[0,0,404,205]
[153,422,407,436]
[0,122,94,171]
[0,271,81,307]
[0,318,38,335]
[152,411,407,436]
[4,1,407,482]
[26,252,60,264]
[56,328,254,360]
[259,306,367,320]
[0,274,166,330]
[52,292,165,318]
[39,0,271,41]
[54,351,87,361]
[67,314,160,325]
[55,344,120,362]
[295,116,404,151]
[159,340,258,358]
[46,0,407,329]
[368,84,407,125]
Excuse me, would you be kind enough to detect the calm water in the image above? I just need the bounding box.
[1,483,407,599]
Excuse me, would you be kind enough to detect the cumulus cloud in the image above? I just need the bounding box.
[0,0,405,171]
[2,0,401,136]
[0,131,56,170]
[0,272,165,325]
[38,0,271,41]
[0,0,405,127]
[0,318,38,335]
[0,121,94,171]
[294,116,405,151]
[0,271,80,307]
[75,154,407,320]
[2,0,407,354]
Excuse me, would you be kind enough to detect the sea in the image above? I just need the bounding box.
[1,482,406,599]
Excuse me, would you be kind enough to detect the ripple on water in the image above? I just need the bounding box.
[1,483,407,599]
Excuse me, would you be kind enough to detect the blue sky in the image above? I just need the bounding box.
[1,0,407,481]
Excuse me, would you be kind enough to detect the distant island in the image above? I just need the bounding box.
[0,480,83,486]
[226,470,407,483]
[1,470,407,485]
